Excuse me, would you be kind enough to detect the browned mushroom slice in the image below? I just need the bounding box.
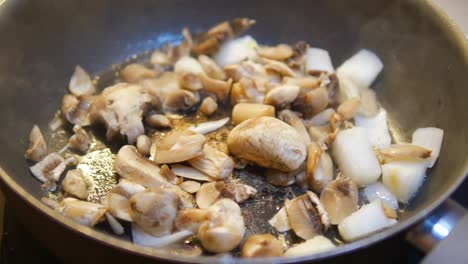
[61,94,94,126]
[89,83,155,144]
[337,97,361,120]
[306,142,323,190]
[198,55,226,80]
[199,97,218,116]
[153,130,206,164]
[196,181,226,209]
[129,187,179,236]
[68,125,91,153]
[68,65,96,96]
[105,192,132,222]
[115,145,172,187]
[320,176,358,225]
[179,73,204,91]
[163,90,199,113]
[162,185,196,210]
[285,191,330,240]
[171,28,193,62]
[264,84,300,109]
[286,41,308,68]
[230,18,256,35]
[57,198,107,227]
[179,180,201,194]
[256,44,294,61]
[199,74,233,101]
[268,206,292,232]
[264,168,297,187]
[376,144,432,164]
[227,116,307,172]
[175,208,213,233]
[292,87,329,118]
[25,125,48,162]
[241,234,284,258]
[111,179,145,199]
[188,144,234,180]
[278,109,311,145]
[231,103,275,125]
[224,179,257,203]
[139,72,181,102]
[30,152,65,183]
[283,76,320,89]
[120,64,156,83]
[136,135,152,156]
[263,58,297,77]
[62,169,88,200]
[145,113,171,128]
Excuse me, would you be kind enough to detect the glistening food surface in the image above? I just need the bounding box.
[24,18,444,258]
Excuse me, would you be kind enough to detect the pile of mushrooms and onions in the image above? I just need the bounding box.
[25,18,444,258]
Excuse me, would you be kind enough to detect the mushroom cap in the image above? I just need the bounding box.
[320,176,359,225]
[241,234,284,258]
[227,116,307,172]
[25,125,48,162]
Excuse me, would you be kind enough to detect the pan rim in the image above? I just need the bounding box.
[0,0,467,262]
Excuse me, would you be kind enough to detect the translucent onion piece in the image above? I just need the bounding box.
[381,161,427,203]
[305,47,334,73]
[214,35,258,67]
[132,224,193,248]
[188,117,230,135]
[355,108,392,148]
[336,49,383,88]
[362,182,399,210]
[412,127,444,168]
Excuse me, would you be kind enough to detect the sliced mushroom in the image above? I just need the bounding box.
[225,179,257,203]
[263,58,296,77]
[241,234,283,258]
[376,144,432,164]
[56,198,107,227]
[285,191,330,240]
[150,49,171,67]
[320,176,358,225]
[337,97,361,120]
[139,72,181,102]
[129,187,179,236]
[145,113,171,128]
[303,108,336,127]
[283,76,320,89]
[172,28,193,62]
[61,94,93,126]
[175,208,213,233]
[292,87,329,118]
[286,41,308,68]
[89,83,155,144]
[115,145,172,187]
[198,55,226,80]
[111,179,146,199]
[264,168,298,187]
[232,103,275,125]
[105,192,132,222]
[278,109,311,145]
[68,125,91,153]
[30,152,65,183]
[256,44,294,61]
[188,144,234,180]
[306,142,323,190]
[195,181,226,209]
[284,236,336,257]
[187,117,229,134]
[268,206,292,232]
[264,84,300,109]
[25,125,48,162]
[198,199,245,253]
[62,169,88,200]
[308,125,332,146]
[227,116,307,172]
[163,89,199,113]
[192,20,235,56]
[136,135,152,156]
[120,64,156,83]
[69,65,96,96]
[179,181,201,194]
[199,74,233,101]
[162,185,196,210]
[153,130,206,164]
[170,164,216,182]
[199,97,218,116]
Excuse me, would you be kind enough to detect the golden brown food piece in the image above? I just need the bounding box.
[145,113,171,128]
[119,63,156,83]
[320,176,358,225]
[57,198,107,227]
[163,90,199,112]
[292,86,329,117]
[199,97,218,116]
[188,144,234,180]
[198,55,226,80]
[256,44,294,61]
[264,84,300,109]
[153,130,206,164]
[231,103,275,125]
[25,125,48,162]
[136,135,152,156]
[62,169,88,200]
[241,234,284,258]
[228,116,306,171]
[376,144,432,164]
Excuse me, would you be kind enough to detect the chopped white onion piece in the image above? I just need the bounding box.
[412,127,444,168]
[303,108,335,127]
[48,114,63,131]
[336,74,361,103]
[332,127,382,187]
[284,235,336,257]
[362,182,399,210]
[174,56,205,75]
[132,224,193,248]
[214,35,258,67]
[338,199,397,241]
[106,213,125,235]
[355,108,392,148]
[381,161,427,203]
[336,49,383,88]
[170,164,215,182]
[305,47,334,73]
[188,117,230,134]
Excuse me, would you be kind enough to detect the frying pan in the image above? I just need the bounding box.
[0,0,467,263]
